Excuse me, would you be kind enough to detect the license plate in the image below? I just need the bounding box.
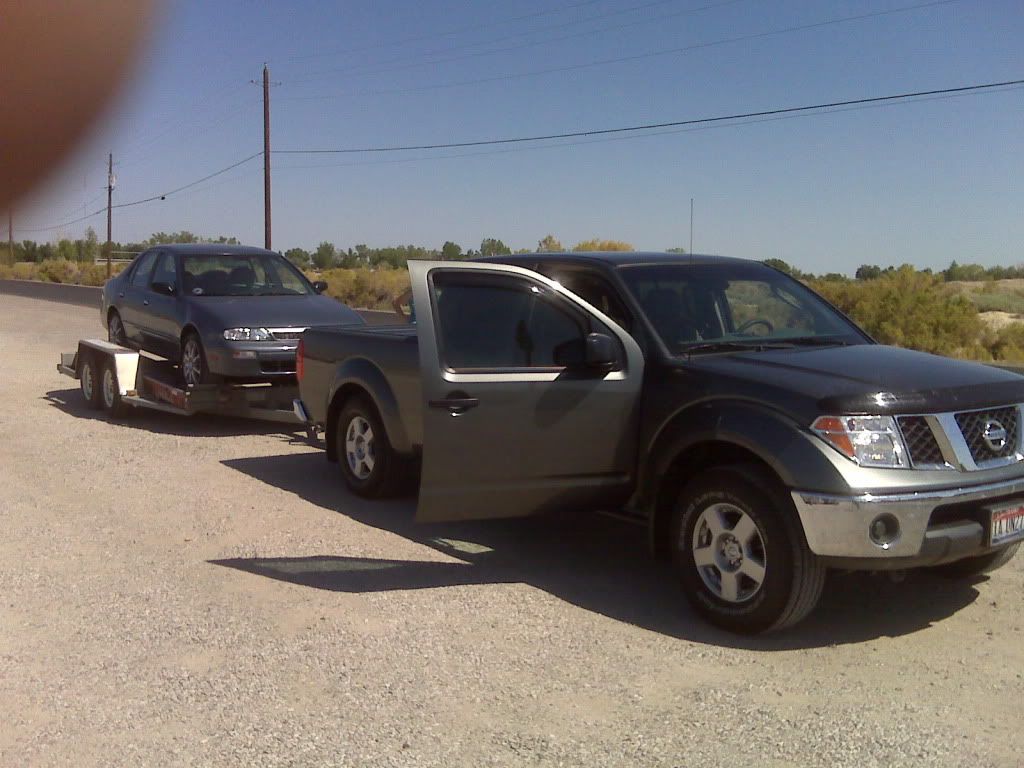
[988,502,1024,547]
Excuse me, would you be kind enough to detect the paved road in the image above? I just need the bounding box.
[0,294,1021,767]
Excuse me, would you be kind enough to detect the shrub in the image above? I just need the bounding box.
[36,259,79,284]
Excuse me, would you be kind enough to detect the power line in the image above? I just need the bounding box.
[281,0,610,63]
[15,153,263,234]
[282,0,963,102]
[274,78,1024,155]
[288,0,727,83]
[273,84,1024,169]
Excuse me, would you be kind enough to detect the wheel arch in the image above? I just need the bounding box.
[324,358,410,462]
[642,400,840,561]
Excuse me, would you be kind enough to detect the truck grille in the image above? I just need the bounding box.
[954,406,1019,464]
[897,416,945,467]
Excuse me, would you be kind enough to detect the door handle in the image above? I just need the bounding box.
[118,292,125,298]
[428,396,479,413]
[143,299,149,306]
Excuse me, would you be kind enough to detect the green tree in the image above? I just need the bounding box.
[537,234,563,252]
[312,241,337,269]
[480,238,511,257]
[855,264,882,280]
[441,241,463,261]
[56,239,75,261]
[284,247,311,269]
[572,238,633,252]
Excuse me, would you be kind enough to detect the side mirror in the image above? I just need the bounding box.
[152,281,176,296]
[584,332,618,371]
[313,280,328,294]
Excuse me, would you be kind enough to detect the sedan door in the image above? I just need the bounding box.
[140,251,183,359]
[118,249,160,344]
[409,260,645,523]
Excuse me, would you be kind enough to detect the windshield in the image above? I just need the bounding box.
[182,252,313,297]
[619,262,866,354]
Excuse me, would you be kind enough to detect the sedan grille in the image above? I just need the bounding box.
[896,416,945,467]
[268,328,306,341]
[954,406,1019,464]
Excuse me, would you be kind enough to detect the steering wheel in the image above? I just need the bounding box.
[736,318,774,335]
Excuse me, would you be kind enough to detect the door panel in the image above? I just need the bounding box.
[410,260,644,523]
[141,252,182,358]
[119,250,159,343]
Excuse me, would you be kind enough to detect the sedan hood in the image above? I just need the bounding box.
[689,344,1024,416]
[189,294,364,329]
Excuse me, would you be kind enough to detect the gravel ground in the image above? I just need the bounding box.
[1,293,1021,768]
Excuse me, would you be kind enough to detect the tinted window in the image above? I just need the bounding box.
[540,268,631,330]
[129,251,159,289]
[432,272,590,370]
[151,253,176,289]
[181,252,312,296]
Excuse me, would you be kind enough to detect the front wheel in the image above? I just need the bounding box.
[671,465,825,634]
[336,396,408,498]
[180,333,210,387]
[108,311,126,346]
[934,542,1019,578]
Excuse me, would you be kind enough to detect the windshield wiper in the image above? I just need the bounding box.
[777,336,850,347]
[683,340,779,354]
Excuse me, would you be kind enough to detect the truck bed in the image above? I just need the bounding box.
[300,322,423,450]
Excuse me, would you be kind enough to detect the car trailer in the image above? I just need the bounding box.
[58,339,315,437]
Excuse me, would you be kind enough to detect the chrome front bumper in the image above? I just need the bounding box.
[791,474,1024,561]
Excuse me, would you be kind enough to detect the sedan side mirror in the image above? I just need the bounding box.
[152,281,176,296]
[313,280,328,294]
[584,332,618,371]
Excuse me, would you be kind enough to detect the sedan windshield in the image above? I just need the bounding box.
[618,262,866,354]
[182,253,313,297]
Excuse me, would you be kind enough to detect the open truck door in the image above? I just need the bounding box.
[409,260,644,523]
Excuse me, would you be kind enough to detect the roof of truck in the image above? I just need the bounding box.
[475,251,752,268]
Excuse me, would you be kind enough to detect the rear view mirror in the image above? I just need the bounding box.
[584,332,617,371]
[152,281,176,296]
[313,280,328,294]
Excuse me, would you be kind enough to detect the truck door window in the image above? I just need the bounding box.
[537,267,632,331]
[150,252,176,290]
[432,272,600,371]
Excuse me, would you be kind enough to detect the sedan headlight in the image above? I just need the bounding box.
[223,327,272,341]
[811,415,908,468]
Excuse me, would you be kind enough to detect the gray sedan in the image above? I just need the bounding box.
[100,244,362,385]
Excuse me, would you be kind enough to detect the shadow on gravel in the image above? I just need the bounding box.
[43,387,311,443]
[216,452,984,650]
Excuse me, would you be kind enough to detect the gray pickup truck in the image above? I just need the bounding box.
[295,253,1024,633]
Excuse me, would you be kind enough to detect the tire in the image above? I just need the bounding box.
[100,359,130,418]
[934,542,1019,578]
[79,354,102,410]
[671,464,826,634]
[180,332,210,387]
[107,310,126,346]
[335,395,408,498]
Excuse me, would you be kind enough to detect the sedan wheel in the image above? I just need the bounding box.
[108,312,126,346]
[181,336,204,387]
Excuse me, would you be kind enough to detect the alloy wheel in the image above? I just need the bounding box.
[345,415,375,480]
[690,502,768,603]
[182,339,202,387]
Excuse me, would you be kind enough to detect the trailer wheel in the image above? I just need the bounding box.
[336,396,407,498]
[100,359,130,418]
[79,354,102,409]
[671,464,825,634]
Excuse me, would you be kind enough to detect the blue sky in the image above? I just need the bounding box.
[15,0,1024,274]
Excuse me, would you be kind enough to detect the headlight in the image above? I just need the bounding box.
[223,327,272,341]
[811,415,908,468]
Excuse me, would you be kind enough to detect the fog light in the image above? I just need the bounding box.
[231,350,257,359]
[869,513,901,548]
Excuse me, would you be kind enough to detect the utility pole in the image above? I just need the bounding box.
[106,152,114,277]
[262,64,272,250]
[7,210,13,265]
[689,197,694,255]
